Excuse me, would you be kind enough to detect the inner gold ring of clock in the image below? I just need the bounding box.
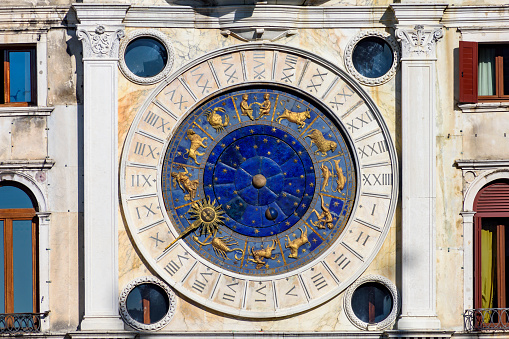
[200,207,216,222]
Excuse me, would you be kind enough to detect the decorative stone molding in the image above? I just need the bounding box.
[344,30,400,86]
[119,276,177,331]
[220,28,297,42]
[396,25,443,59]
[344,275,400,331]
[77,25,125,59]
[119,29,174,85]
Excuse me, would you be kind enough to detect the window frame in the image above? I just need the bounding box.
[0,208,38,314]
[0,46,37,107]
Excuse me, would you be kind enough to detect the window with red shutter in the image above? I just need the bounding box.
[459,41,478,103]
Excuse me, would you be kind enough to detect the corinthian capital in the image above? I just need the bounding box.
[77,25,125,59]
[396,25,443,59]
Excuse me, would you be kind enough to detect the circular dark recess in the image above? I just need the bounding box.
[125,37,168,78]
[352,37,393,79]
[126,283,170,324]
[351,282,394,324]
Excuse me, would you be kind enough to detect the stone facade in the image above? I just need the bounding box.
[0,1,508,338]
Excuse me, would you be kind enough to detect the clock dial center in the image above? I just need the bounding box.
[252,174,267,189]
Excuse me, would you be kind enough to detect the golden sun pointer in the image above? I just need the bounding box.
[165,197,226,251]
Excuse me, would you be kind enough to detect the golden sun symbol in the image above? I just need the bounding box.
[165,197,225,250]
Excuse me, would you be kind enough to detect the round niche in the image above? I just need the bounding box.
[119,29,175,85]
[344,31,400,86]
[120,276,177,331]
[344,275,399,330]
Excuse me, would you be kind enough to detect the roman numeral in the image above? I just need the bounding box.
[285,285,298,297]
[163,254,189,276]
[191,65,211,94]
[253,51,265,80]
[311,273,328,291]
[134,142,157,159]
[356,231,370,246]
[329,85,354,111]
[362,173,392,186]
[358,141,387,159]
[306,68,328,92]
[221,55,238,84]
[255,284,267,302]
[281,54,298,83]
[192,272,212,293]
[144,111,171,133]
[131,174,153,187]
[222,281,239,302]
[135,203,157,219]
[346,111,373,133]
[334,254,351,269]
[150,232,164,247]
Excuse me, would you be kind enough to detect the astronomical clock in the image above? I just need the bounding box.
[120,44,398,318]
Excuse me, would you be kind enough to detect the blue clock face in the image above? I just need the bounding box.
[162,87,357,276]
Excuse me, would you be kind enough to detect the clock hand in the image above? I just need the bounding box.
[164,219,201,251]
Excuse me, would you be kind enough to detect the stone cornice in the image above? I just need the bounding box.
[442,5,509,28]
[124,5,394,29]
[72,4,130,26]
[0,6,70,30]
[455,159,509,170]
[391,4,447,27]
[0,159,55,170]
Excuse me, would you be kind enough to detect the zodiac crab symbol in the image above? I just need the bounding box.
[205,107,229,133]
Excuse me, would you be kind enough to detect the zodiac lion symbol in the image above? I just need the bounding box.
[184,129,208,165]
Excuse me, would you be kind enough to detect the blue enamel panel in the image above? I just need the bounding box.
[161,87,358,276]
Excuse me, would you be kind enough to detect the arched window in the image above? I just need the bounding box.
[0,183,38,315]
[474,180,509,319]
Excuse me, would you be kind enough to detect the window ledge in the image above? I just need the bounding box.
[0,106,54,117]
[458,102,509,113]
[455,159,509,170]
[0,159,55,170]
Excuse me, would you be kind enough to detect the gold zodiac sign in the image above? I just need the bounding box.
[285,224,309,259]
[171,167,199,201]
[276,105,311,130]
[240,94,256,121]
[256,93,271,120]
[205,107,229,133]
[305,129,337,156]
[247,240,278,269]
[164,197,225,250]
[320,162,332,192]
[185,129,208,165]
[193,235,244,260]
[332,159,346,192]
[311,194,334,229]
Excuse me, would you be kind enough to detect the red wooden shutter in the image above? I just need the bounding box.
[459,41,478,103]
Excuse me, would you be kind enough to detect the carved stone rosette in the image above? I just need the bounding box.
[119,276,177,331]
[344,274,400,331]
[77,25,125,59]
[344,30,400,86]
[396,25,443,59]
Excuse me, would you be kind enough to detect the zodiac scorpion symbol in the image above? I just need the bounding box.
[194,235,244,260]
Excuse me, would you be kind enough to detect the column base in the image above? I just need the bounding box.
[397,315,441,330]
[80,315,125,331]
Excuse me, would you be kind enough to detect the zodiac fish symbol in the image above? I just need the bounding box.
[171,167,199,201]
[320,160,347,192]
[184,129,207,165]
[311,194,334,229]
[285,224,309,259]
[193,235,244,260]
[205,107,229,133]
[247,240,278,269]
[305,129,337,156]
[332,159,346,192]
[276,105,311,130]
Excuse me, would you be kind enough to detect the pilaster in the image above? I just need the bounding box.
[36,212,51,332]
[73,3,130,332]
[391,3,446,330]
